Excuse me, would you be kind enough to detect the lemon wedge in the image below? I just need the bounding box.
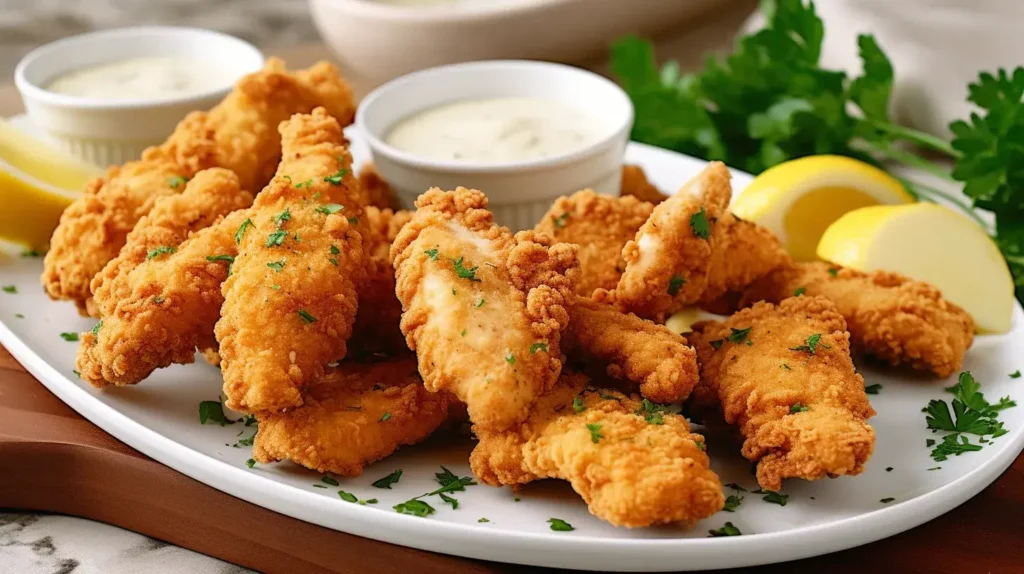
[818,203,1014,334]
[0,118,100,251]
[731,155,914,261]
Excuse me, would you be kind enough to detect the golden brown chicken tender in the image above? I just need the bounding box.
[470,371,724,528]
[393,187,579,431]
[253,358,449,476]
[620,164,669,204]
[689,295,876,492]
[351,207,413,354]
[739,262,974,377]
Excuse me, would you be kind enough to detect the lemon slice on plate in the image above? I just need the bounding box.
[818,203,1014,334]
[731,155,914,261]
[0,118,100,251]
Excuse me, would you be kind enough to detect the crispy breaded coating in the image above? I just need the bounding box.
[393,187,579,431]
[76,210,247,387]
[253,358,449,476]
[599,162,733,322]
[470,372,724,528]
[699,214,791,306]
[564,296,699,403]
[620,164,669,204]
[535,189,653,296]
[42,58,355,315]
[356,163,399,210]
[89,168,253,318]
[689,296,876,491]
[217,109,366,413]
[352,207,413,353]
[739,262,974,377]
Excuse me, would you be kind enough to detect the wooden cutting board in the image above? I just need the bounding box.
[2,5,1023,572]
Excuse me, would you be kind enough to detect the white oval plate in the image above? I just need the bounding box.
[1,126,1022,571]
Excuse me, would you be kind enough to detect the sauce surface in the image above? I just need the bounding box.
[385,97,604,163]
[47,58,228,100]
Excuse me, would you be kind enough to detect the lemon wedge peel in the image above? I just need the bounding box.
[818,203,1013,334]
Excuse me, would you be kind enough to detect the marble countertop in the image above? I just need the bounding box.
[0,513,251,574]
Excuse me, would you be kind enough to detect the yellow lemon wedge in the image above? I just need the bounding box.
[818,203,1014,334]
[0,118,101,251]
[665,306,702,334]
[731,155,914,261]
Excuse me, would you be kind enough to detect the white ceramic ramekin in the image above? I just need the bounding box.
[15,27,264,167]
[356,60,633,230]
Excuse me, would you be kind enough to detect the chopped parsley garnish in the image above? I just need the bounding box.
[59,332,79,342]
[452,257,481,282]
[690,206,711,239]
[793,287,806,296]
[529,342,548,354]
[361,499,378,505]
[885,467,893,472]
[478,517,490,523]
[265,230,288,247]
[880,497,895,504]
[586,423,604,444]
[316,203,344,215]
[91,320,103,335]
[434,493,457,510]
[329,258,338,266]
[708,522,742,537]
[553,213,569,228]
[312,484,327,489]
[168,175,189,188]
[828,267,839,277]
[696,440,706,451]
[338,490,358,503]
[394,499,435,517]
[667,274,686,296]
[147,246,177,259]
[72,369,80,377]
[505,352,516,365]
[424,248,439,261]
[274,209,291,227]
[927,466,942,471]
[636,399,674,425]
[14,313,24,319]
[1011,370,1022,379]
[725,483,747,492]
[460,329,467,337]
[789,403,810,414]
[572,397,586,414]
[321,476,340,486]
[475,298,485,308]
[760,490,788,506]
[372,469,403,489]
[723,495,743,512]
[330,245,341,255]
[924,372,1014,462]
[297,309,318,324]
[2,285,16,294]
[780,363,792,371]
[380,412,392,422]
[246,459,256,468]
[21,250,42,257]
[199,399,234,426]
[267,259,286,272]
[926,439,935,447]
[728,327,751,344]
[295,179,314,189]
[709,339,724,350]
[864,383,883,395]
[323,168,348,186]
[547,518,574,532]
[428,466,478,496]
[206,254,234,264]
[790,333,829,355]
[234,218,253,244]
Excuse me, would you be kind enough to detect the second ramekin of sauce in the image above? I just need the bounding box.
[356,60,634,230]
[15,26,265,166]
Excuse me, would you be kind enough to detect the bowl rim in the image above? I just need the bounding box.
[14,26,265,111]
[356,59,634,174]
[313,0,574,23]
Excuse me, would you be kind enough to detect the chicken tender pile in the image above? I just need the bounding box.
[55,88,975,533]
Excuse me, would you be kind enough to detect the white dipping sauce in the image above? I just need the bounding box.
[47,58,226,100]
[385,97,604,163]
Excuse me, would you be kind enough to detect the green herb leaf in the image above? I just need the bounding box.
[452,257,481,282]
[880,497,895,504]
[147,246,177,259]
[394,499,435,517]
[790,333,830,355]
[547,518,574,532]
[265,230,288,247]
[723,495,743,512]
[168,175,189,188]
[572,397,586,414]
[586,423,604,444]
[439,493,458,510]
[553,213,569,228]
[91,320,103,335]
[761,490,788,506]
[667,274,685,296]
[246,459,256,468]
[728,327,751,344]
[690,206,711,239]
[59,332,79,342]
[529,342,548,354]
[274,209,291,227]
[324,169,348,185]
[708,522,742,537]
[380,412,391,422]
[372,469,403,489]
[1010,370,1022,379]
[424,248,439,261]
[478,517,490,523]
[199,399,234,426]
[316,203,344,215]
[505,352,515,365]
[789,403,810,414]
[793,287,806,296]
[235,218,253,244]
[321,476,339,486]
[864,383,882,395]
[297,309,318,324]
[2,285,17,294]
[338,490,358,503]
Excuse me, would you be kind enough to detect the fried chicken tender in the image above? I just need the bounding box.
[620,164,669,204]
[351,207,413,353]
[470,372,724,528]
[699,214,791,306]
[739,262,974,377]
[535,190,653,296]
[253,358,449,476]
[89,168,253,318]
[217,109,366,413]
[563,296,699,403]
[689,296,876,492]
[76,209,248,387]
[598,162,733,322]
[393,187,579,431]
[42,58,355,315]
[356,163,399,210]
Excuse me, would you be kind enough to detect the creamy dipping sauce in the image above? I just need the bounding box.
[385,97,604,163]
[47,58,228,100]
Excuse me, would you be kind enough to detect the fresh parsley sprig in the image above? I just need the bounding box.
[924,371,1015,461]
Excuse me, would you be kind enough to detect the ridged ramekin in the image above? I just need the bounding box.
[356,60,633,231]
[15,26,264,167]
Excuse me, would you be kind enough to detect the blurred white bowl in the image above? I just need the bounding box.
[357,60,633,230]
[310,0,719,87]
[15,27,264,166]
